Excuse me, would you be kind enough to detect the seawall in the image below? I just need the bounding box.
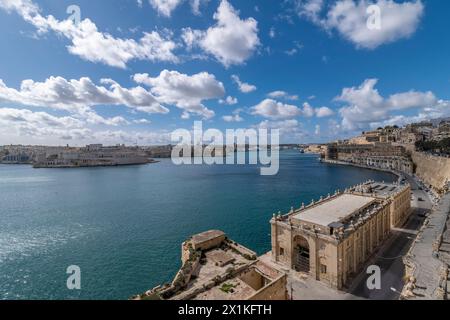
[321,159,402,183]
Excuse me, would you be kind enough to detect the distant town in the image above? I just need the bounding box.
[0,144,173,168]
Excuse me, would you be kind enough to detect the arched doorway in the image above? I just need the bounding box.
[293,235,310,273]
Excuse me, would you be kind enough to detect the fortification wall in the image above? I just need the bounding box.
[247,275,287,300]
[411,152,450,193]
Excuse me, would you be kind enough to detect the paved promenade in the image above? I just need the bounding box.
[402,193,450,299]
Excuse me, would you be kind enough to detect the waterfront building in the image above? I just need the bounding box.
[1,153,31,164]
[270,181,411,289]
[33,144,152,168]
[348,155,414,175]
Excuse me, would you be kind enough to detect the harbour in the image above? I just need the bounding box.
[0,151,397,300]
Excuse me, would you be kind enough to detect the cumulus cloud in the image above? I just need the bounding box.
[0,107,89,141]
[293,0,424,49]
[133,118,151,124]
[223,108,244,122]
[149,0,208,17]
[267,91,299,101]
[0,0,178,68]
[181,0,260,66]
[315,106,335,118]
[301,102,334,118]
[0,107,173,145]
[251,99,302,120]
[0,76,168,117]
[231,75,257,93]
[336,78,438,130]
[133,70,225,119]
[219,96,238,105]
[370,100,450,129]
[251,99,334,120]
[149,0,183,16]
[301,102,316,117]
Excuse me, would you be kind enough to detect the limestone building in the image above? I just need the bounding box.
[270,181,411,290]
[137,230,287,300]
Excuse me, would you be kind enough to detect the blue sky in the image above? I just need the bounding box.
[0,0,449,145]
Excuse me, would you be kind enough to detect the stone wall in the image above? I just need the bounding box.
[191,230,226,251]
[247,274,287,300]
[411,152,450,193]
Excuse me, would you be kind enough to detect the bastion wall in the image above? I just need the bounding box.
[411,152,450,193]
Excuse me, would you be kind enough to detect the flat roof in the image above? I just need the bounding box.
[191,230,225,245]
[368,183,403,198]
[292,194,376,227]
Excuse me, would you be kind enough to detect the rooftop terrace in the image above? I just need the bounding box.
[364,182,406,198]
[292,194,377,227]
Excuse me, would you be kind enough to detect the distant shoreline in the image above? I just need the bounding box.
[321,158,403,183]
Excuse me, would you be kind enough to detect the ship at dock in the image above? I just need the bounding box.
[33,144,154,168]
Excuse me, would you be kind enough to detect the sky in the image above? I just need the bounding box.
[0,0,449,145]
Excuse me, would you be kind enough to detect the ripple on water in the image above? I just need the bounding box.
[0,225,95,263]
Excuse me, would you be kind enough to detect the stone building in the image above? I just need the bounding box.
[137,230,287,300]
[325,143,407,162]
[270,181,411,290]
[348,155,414,175]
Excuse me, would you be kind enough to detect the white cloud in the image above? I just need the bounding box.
[268,91,299,101]
[0,0,178,68]
[223,114,243,122]
[0,107,174,145]
[285,48,299,56]
[0,76,168,117]
[301,102,333,118]
[370,100,450,129]
[231,75,257,93]
[293,0,424,49]
[269,27,276,38]
[284,41,303,56]
[181,0,260,67]
[251,99,302,120]
[133,118,151,124]
[133,70,225,119]
[223,108,243,122]
[189,0,209,15]
[336,78,438,130]
[0,108,82,129]
[0,107,90,141]
[219,96,238,105]
[149,0,183,17]
[148,0,208,16]
[302,102,316,117]
[315,106,335,118]
[294,0,324,24]
[251,99,334,120]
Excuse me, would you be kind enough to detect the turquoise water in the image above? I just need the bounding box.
[0,151,396,300]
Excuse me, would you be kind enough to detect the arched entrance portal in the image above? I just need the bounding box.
[293,235,310,273]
